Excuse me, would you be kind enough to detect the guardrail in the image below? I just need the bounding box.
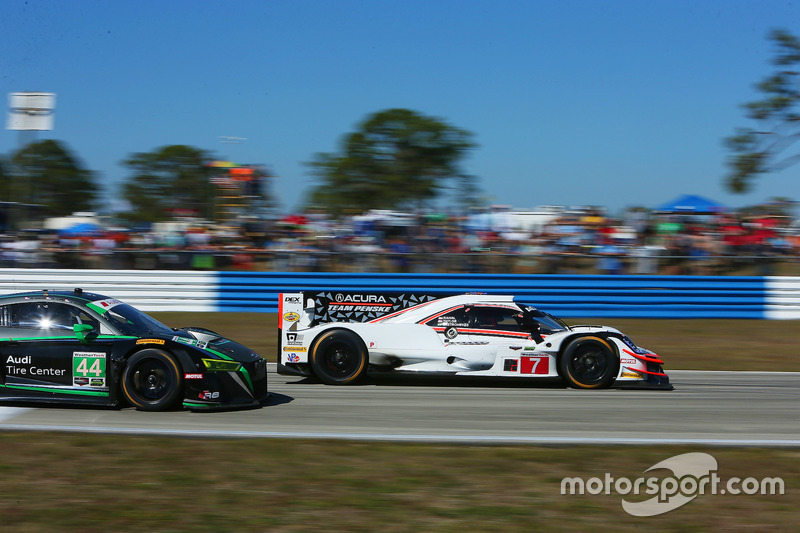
[0,269,798,319]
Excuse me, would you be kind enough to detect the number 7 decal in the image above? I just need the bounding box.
[520,356,549,375]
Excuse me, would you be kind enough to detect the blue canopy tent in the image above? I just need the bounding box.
[57,222,104,237]
[655,194,726,214]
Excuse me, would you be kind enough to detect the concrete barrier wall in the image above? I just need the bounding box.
[0,269,217,312]
[765,277,800,319]
[0,269,798,319]
[217,272,800,319]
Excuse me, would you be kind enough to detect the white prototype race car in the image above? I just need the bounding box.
[278,292,671,390]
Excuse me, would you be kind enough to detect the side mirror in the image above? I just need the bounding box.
[73,323,98,343]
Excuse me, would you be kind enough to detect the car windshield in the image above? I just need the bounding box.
[523,308,570,335]
[99,303,174,337]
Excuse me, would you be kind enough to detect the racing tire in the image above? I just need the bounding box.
[309,329,368,385]
[559,336,619,389]
[121,349,183,411]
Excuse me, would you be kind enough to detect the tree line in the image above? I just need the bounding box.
[0,108,480,225]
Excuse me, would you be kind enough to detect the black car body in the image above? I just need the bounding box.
[0,289,267,411]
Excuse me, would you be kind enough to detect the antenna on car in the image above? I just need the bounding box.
[74,288,83,295]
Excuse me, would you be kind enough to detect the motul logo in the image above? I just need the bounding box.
[335,294,387,303]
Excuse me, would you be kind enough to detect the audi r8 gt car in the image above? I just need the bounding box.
[278,292,671,389]
[0,289,268,410]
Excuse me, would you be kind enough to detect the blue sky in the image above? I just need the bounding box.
[2,0,799,215]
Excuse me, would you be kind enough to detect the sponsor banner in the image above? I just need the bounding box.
[283,312,300,322]
[136,338,165,345]
[173,337,209,350]
[306,291,448,324]
[285,332,304,346]
[88,298,124,314]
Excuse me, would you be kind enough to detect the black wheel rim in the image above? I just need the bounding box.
[322,342,360,379]
[569,346,609,385]
[130,359,173,401]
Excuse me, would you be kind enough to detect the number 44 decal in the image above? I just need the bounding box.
[73,352,107,378]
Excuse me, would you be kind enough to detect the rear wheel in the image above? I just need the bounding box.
[559,336,619,389]
[310,329,368,385]
[121,349,183,411]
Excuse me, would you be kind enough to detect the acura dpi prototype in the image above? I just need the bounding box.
[278,292,671,390]
[0,289,268,411]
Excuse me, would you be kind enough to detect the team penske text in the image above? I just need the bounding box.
[329,305,389,312]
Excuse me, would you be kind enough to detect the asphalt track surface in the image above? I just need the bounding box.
[0,369,798,446]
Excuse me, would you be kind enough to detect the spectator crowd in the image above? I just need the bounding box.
[1,206,798,276]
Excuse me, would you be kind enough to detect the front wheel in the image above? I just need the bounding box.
[559,336,619,389]
[309,329,368,385]
[121,349,183,411]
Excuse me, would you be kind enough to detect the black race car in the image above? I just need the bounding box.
[0,289,267,411]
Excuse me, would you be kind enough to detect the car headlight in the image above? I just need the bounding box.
[202,358,241,372]
[621,335,649,355]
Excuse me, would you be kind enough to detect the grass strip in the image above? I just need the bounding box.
[0,433,795,532]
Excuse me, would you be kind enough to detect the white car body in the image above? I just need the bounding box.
[277,292,670,389]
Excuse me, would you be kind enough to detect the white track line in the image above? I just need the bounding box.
[0,407,31,423]
[0,425,798,447]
